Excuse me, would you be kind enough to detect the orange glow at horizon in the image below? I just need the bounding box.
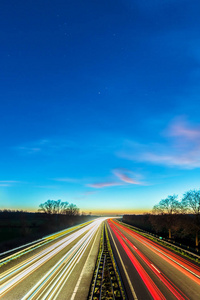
[83,208,151,215]
[26,207,151,215]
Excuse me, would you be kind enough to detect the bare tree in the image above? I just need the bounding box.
[65,204,79,216]
[38,199,69,214]
[39,200,54,214]
[152,195,181,239]
[182,189,200,248]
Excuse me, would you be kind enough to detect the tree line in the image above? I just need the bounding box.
[38,199,80,216]
[0,200,93,252]
[123,189,200,249]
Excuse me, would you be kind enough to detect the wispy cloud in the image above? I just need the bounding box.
[119,117,200,169]
[0,180,21,187]
[87,168,142,189]
[113,169,141,184]
[87,182,123,188]
[167,118,200,140]
[0,180,20,183]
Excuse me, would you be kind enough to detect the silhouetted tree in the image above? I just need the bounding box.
[182,189,200,248]
[65,204,79,216]
[38,199,69,214]
[152,195,181,239]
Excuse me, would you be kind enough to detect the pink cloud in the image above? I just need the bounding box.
[87,182,123,188]
[168,119,200,140]
[142,153,200,168]
[113,169,140,184]
[119,118,200,169]
[87,168,143,189]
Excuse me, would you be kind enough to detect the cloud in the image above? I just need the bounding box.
[113,169,141,184]
[87,182,123,188]
[0,180,21,187]
[167,118,200,140]
[87,168,143,189]
[119,118,200,169]
[0,180,20,183]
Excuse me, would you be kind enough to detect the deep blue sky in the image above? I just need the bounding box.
[1,0,200,214]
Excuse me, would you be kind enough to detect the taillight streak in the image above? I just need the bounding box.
[108,220,166,300]
[109,220,190,300]
[111,220,200,283]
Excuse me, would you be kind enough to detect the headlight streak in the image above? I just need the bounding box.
[108,220,190,300]
[41,222,101,300]
[0,221,92,267]
[70,224,101,300]
[1,228,85,283]
[112,220,200,283]
[22,219,104,300]
[0,218,105,299]
[0,226,87,285]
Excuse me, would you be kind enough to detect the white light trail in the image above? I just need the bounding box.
[0,218,106,299]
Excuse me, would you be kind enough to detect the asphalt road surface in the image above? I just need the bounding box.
[107,219,200,300]
[0,218,105,300]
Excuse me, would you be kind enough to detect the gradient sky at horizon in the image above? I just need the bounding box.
[1,0,200,214]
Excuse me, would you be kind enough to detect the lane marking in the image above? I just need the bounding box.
[107,225,138,300]
[70,225,101,300]
[151,264,161,273]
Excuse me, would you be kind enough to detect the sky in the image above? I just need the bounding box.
[1,0,200,214]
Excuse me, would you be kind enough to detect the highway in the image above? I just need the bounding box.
[107,219,200,300]
[0,218,105,300]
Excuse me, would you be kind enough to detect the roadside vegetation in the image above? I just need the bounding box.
[123,189,200,251]
[88,222,126,300]
[0,199,94,252]
[118,220,200,264]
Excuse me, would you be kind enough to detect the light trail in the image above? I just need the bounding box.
[112,220,200,283]
[23,221,100,300]
[109,220,190,300]
[0,221,92,267]
[107,224,138,300]
[1,224,90,285]
[70,226,100,300]
[0,218,106,299]
[108,221,166,300]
